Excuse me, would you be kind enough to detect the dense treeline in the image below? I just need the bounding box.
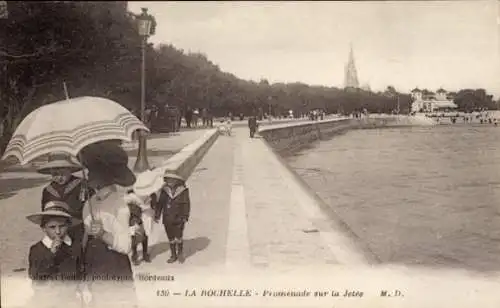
[0,2,496,152]
[1,2,145,152]
[453,89,497,112]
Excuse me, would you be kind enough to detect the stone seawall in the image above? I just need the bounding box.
[157,128,219,180]
[259,116,402,155]
[256,116,410,264]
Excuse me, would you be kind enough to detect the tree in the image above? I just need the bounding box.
[454,89,496,111]
[0,1,142,152]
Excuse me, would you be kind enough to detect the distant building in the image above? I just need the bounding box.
[344,45,359,89]
[411,88,457,113]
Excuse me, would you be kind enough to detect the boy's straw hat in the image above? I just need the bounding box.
[26,201,81,226]
[163,171,185,182]
[37,153,82,175]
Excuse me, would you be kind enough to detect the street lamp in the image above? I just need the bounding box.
[396,95,400,114]
[134,7,154,172]
[267,96,272,121]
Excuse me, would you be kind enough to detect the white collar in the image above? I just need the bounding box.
[164,185,186,198]
[41,235,72,249]
[94,185,117,201]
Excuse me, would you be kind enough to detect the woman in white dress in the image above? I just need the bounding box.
[78,140,137,307]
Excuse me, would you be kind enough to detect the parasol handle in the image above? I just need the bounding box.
[64,84,92,219]
[63,82,70,100]
[78,152,95,221]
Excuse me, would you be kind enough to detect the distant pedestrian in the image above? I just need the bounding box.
[26,200,85,308]
[154,172,191,264]
[185,108,193,128]
[193,109,200,127]
[176,110,182,132]
[208,109,214,128]
[248,115,258,138]
[202,108,208,127]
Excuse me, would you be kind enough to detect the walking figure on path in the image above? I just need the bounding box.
[248,115,258,138]
[154,172,191,263]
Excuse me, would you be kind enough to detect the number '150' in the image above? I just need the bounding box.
[157,289,170,296]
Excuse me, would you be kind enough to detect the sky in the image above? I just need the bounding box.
[127,1,500,97]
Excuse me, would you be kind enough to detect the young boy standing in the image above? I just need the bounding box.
[155,172,191,263]
[26,200,86,307]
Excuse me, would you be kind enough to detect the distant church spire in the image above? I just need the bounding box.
[344,44,359,88]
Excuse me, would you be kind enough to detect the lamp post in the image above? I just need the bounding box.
[267,96,272,122]
[134,8,154,172]
[397,95,400,114]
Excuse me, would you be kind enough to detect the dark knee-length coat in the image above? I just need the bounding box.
[154,184,191,225]
[28,236,83,308]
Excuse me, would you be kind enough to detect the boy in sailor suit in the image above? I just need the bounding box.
[39,154,93,251]
[154,172,191,263]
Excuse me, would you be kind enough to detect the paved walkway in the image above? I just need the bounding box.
[131,126,370,307]
[135,126,368,273]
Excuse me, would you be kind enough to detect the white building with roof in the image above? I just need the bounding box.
[411,88,458,113]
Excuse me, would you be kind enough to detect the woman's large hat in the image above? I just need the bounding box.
[79,140,136,187]
[37,153,83,175]
[26,201,81,226]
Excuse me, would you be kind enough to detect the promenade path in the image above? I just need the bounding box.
[128,125,370,306]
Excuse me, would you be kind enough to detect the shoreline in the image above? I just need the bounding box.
[259,133,382,264]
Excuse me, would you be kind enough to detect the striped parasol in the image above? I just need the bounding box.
[1,96,149,165]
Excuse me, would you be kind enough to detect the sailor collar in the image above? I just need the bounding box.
[164,185,187,199]
[46,177,82,198]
